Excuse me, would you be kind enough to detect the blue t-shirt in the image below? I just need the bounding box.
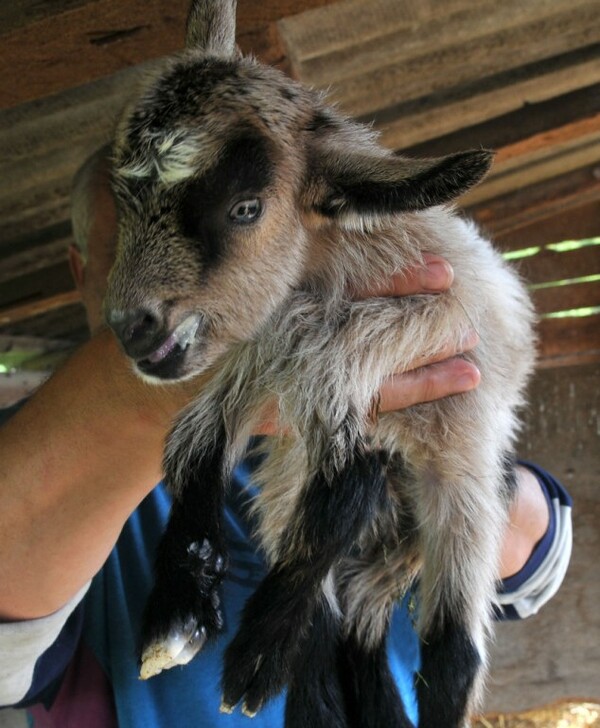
[0,392,569,727]
[81,461,421,726]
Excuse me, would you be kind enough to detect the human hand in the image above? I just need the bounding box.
[371,254,481,412]
[255,255,480,434]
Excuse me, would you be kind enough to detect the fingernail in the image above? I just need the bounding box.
[420,261,453,290]
[458,366,480,390]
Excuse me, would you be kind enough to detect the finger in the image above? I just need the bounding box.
[353,254,454,299]
[407,329,480,370]
[379,358,481,412]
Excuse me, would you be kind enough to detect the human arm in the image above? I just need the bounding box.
[497,461,572,618]
[500,464,551,579]
[0,254,544,623]
[0,329,202,621]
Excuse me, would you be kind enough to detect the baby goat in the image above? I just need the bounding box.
[104,1,535,726]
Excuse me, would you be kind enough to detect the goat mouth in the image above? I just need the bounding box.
[136,314,201,379]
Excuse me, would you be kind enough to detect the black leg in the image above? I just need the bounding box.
[221,443,390,716]
[139,431,229,679]
[337,628,414,728]
[285,600,347,728]
[416,614,481,728]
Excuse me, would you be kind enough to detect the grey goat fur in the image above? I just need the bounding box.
[104,1,536,725]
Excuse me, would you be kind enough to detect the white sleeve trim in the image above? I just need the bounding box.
[0,583,90,706]
[496,500,572,618]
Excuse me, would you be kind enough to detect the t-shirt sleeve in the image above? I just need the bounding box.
[0,583,89,708]
[495,462,573,620]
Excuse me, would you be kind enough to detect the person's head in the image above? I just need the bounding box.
[69,145,117,334]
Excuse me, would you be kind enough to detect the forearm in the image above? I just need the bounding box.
[0,330,200,620]
[499,464,550,580]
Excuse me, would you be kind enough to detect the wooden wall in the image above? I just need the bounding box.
[486,362,600,710]
[1,0,598,364]
[0,0,598,717]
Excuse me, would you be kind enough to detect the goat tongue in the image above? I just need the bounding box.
[147,333,179,364]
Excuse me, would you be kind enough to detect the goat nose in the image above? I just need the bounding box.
[106,308,160,356]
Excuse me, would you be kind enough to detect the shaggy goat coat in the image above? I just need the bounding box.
[104,2,536,726]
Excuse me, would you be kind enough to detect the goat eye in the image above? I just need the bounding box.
[229,198,262,224]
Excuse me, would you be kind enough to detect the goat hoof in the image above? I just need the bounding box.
[140,618,207,679]
[242,702,260,718]
[139,583,224,678]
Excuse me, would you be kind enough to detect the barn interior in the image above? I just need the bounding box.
[0,1,598,725]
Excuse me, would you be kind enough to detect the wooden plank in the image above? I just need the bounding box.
[533,279,600,316]
[536,313,600,367]
[283,0,589,87]
[0,236,72,285]
[402,84,600,159]
[378,55,600,151]
[0,290,81,327]
[0,0,97,35]
[469,165,600,242]
[0,0,339,110]
[485,363,600,709]
[0,196,71,252]
[494,201,600,253]
[279,0,486,69]
[291,0,599,118]
[0,261,74,310]
[0,0,188,111]
[0,300,88,343]
[494,114,600,167]
[0,62,151,167]
[461,133,600,207]
[0,63,152,248]
[516,246,600,287]
[0,176,72,244]
[0,140,112,208]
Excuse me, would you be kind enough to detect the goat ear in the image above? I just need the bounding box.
[310,149,493,218]
[185,0,237,57]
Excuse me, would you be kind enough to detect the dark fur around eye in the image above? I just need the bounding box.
[180,135,273,267]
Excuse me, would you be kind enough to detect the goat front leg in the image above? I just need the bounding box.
[139,417,229,680]
[221,441,389,721]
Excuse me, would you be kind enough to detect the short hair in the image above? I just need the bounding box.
[70,145,112,261]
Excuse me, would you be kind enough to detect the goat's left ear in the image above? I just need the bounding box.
[308,148,493,218]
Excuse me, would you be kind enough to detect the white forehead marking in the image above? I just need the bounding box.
[117,129,220,186]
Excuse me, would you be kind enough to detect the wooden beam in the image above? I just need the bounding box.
[402,84,600,159]
[469,165,600,242]
[281,0,600,118]
[536,314,600,368]
[517,246,600,287]
[533,279,600,317]
[0,0,339,110]
[0,235,71,285]
[0,0,95,35]
[0,261,74,310]
[461,128,600,206]
[0,290,81,327]
[493,201,600,252]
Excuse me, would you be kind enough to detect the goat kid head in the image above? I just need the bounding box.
[104,0,492,382]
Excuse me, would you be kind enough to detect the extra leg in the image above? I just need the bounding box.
[139,424,229,679]
[221,443,390,719]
